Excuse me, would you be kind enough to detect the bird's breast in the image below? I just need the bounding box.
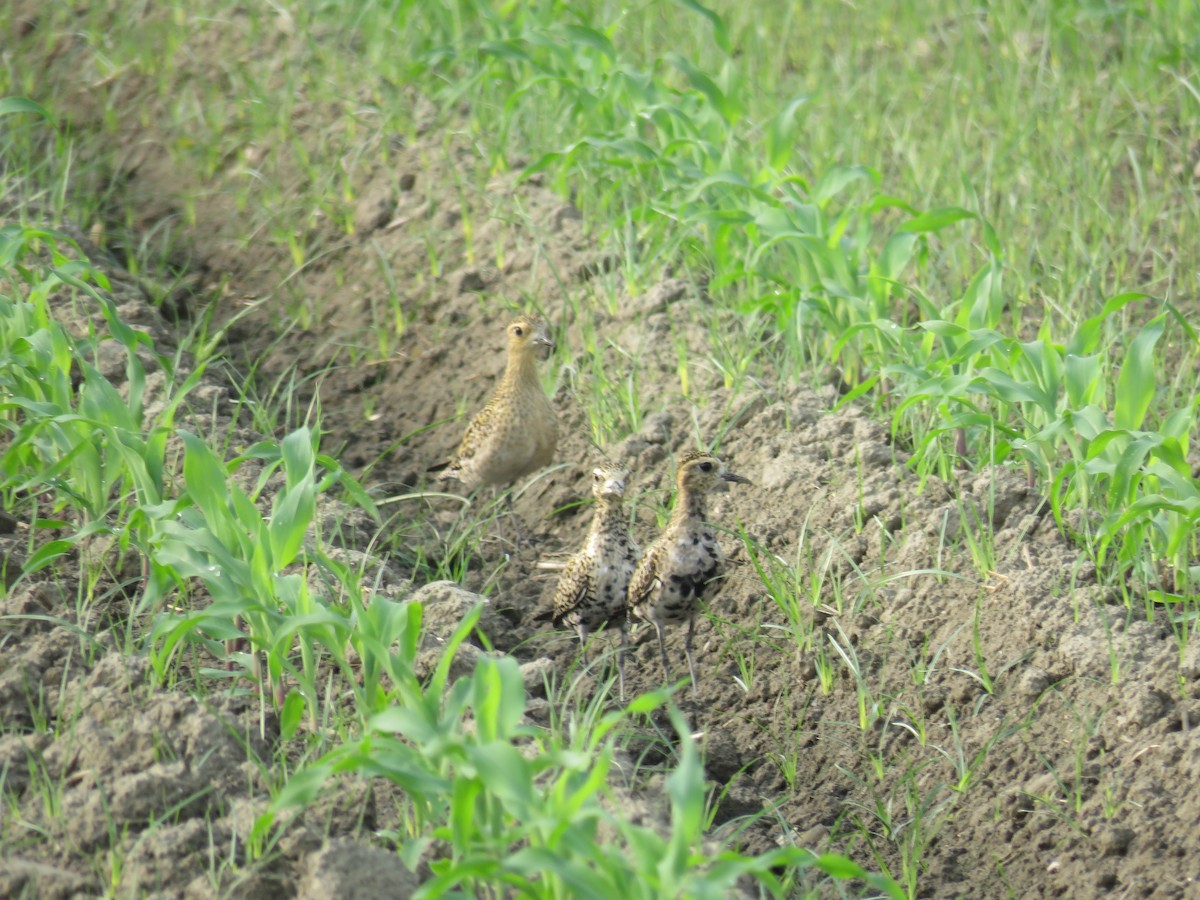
[667,531,723,578]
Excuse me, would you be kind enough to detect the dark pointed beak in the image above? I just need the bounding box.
[601,478,626,498]
[721,471,751,485]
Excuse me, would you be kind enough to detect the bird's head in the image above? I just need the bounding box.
[675,450,751,493]
[507,315,554,361]
[591,460,630,501]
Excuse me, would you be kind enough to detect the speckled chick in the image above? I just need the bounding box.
[628,450,749,696]
[553,461,640,698]
[441,315,558,493]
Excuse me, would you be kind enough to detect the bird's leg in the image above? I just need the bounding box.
[503,488,531,546]
[654,620,673,684]
[489,486,509,547]
[617,621,628,702]
[684,614,699,698]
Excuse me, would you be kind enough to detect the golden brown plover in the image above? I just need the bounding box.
[439,315,558,522]
[628,450,749,696]
[552,461,640,699]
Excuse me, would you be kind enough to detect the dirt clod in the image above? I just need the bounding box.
[298,840,422,899]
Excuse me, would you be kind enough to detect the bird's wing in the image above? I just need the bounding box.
[445,396,499,473]
[552,553,591,625]
[627,540,665,610]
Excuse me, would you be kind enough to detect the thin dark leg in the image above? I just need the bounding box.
[617,622,627,702]
[655,620,673,684]
[684,614,698,697]
[491,486,508,546]
[504,488,529,545]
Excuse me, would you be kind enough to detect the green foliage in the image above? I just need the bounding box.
[7,0,1200,894]
[1,225,885,896]
[144,426,374,725]
[0,224,197,574]
[297,0,1200,607]
[263,683,902,899]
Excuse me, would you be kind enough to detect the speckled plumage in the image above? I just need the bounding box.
[628,450,749,695]
[553,462,640,698]
[441,315,558,493]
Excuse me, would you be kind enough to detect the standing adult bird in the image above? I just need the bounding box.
[439,315,558,527]
[553,460,640,699]
[628,450,750,696]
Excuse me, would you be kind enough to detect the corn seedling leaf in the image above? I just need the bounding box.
[270,477,315,568]
[812,164,877,205]
[180,431,234,528]
[1114,315,1164,431]
[877,232,918,281]
[370,706,438,743]
[672,0,731,54]
[897,206,976,234]
[1067,292,1147,356]
[766,96,807,170]
[0,96,53,120]
[665,53,741,125]
[21,539,75,575]
[465,741,533,807]
[564,24,615,59]
[472,655,526,742]
[273,761,335,812]
[279,691,305,741]
[281,428,315,487]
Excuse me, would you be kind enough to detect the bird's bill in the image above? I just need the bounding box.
[601,476,626,497]
[721,471,751,485]
[534,331,555,360]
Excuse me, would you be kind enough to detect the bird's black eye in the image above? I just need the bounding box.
[513,325,524,337]
[593,471,602,481]
[699,461,713,472]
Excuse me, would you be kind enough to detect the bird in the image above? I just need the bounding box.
[628,450,750,696]
[437,314,558,530]
[552,460,640,699]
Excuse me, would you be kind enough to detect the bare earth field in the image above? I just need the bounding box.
[4,5,1200,899]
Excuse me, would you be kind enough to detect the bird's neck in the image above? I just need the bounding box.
[591,498,627,535]
[504,351,539,386]
[669,488,707,528]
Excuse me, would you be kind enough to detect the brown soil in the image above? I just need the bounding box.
[5,7,1200,899]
